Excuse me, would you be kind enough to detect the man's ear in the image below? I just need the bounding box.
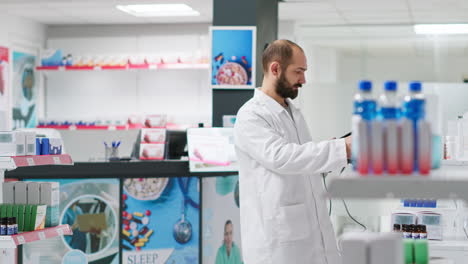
[270,61,281,78]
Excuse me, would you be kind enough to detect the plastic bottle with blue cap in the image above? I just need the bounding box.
[352,80,376,174]
[379,81,401,174]
[403,81,432,174]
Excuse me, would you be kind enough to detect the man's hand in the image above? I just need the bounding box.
[345,135,352,159]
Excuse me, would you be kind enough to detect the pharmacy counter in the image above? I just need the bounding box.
[5,161,239,264]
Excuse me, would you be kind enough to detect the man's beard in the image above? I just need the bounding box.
[275,72,301,100]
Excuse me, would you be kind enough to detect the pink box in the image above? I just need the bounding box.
[141,128,166,143]
[139,144,165,160]
[144,115,167,128]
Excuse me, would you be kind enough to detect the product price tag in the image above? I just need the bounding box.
[69,125,77,130]
[58,66,65,72]
[53,156,61,164]
[16,236,25,244]
[149,64,157,70]
[0,236,10,241]
[94,66,102,71]
[57,228,64,236]
[108,126,116,131]
[38,232,46,240]
[26,158,35,166]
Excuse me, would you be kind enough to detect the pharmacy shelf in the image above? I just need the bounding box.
[36,63,208,71]
[327,168,468,202]
[0,154,73,171]
[37,124,129,130]
[0,225,72,249]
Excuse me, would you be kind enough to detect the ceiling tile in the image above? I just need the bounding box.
[342,11,411,24]
[334,0,409,11]
[408,0,465,11]
[412,11,468,23]
[279,2,339,20]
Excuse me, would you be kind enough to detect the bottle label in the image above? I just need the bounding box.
[7,225,14,235]
[412,233,420,239]
[0,225,6,236]
[404,232,412,239]
[420,233,427,239]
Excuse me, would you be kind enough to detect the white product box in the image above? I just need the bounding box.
[340,232,373,264]
[49,138,63,154]
[0,131,26,156]
[139,143,165,160]
[14,182,28,204]
[24,131,36,155]
[144,115,167,128]
[141,128,166,143]
[0,131,16,156]
[27,182,41,205]
[369,233,403,264]
[2,182,15,204]
[13,131,26,156]
[40,182,60,227]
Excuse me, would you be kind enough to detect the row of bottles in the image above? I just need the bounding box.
[352,80,437,175]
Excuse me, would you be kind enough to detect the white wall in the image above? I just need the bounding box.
[294,41,468,141]
[45,23,211,127]
[0,12,46,129]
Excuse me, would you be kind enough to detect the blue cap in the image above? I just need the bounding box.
[384,81,397,91]
[409,81,422,92]
[359,80,372,91]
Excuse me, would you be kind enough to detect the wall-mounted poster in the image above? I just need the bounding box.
[202,175,243,264]
[0,46,9,130]
[22,179,120,264]
[210,26,256,89]
[12,51,37,129]
[187,128,238,172]
[122,177,200,264]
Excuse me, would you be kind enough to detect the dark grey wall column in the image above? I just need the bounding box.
[212,0,278,127]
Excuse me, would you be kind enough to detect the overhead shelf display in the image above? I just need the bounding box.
[327,168,468,202]
[36,63,209,72]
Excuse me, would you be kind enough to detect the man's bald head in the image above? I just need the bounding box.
[262,39,304,74]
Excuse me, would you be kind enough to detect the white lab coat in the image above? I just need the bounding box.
[234,89,347,264]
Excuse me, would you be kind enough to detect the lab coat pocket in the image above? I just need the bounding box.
[276,203,310,243]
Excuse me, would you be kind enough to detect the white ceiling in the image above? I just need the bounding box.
[280,0,468,56]
[0,0,213,25]
[1,0,468,26]
[2,0,468,56]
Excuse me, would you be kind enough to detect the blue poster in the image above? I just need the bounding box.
[22,178,120,264]
[12,51,37,129]
[211,27,256,88]
[122,177,200,264]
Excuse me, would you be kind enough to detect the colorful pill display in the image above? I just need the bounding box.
[122,194,154,251]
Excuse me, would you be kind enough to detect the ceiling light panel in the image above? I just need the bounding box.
[116,4,200,17]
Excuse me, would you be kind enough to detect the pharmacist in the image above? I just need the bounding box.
[234,39,351,264]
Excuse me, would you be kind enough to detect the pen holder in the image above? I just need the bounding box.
[105,146,119,161]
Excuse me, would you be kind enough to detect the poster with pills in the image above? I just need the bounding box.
[210,26,256,89]
[22,179,120,264]
[122,177,200,264]
[202,175,243,264]
[0,46,9,130]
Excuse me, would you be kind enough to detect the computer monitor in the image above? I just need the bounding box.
[166,130,188,160]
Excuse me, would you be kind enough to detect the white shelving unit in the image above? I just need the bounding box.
[328,166,468,264]
[327,167,468,202]
[0,154,73,263]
